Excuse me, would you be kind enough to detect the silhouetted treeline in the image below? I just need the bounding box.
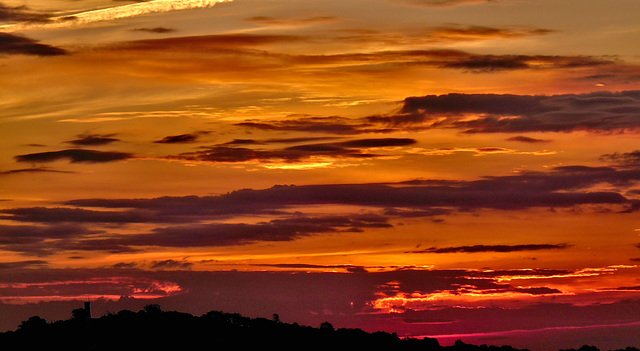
[0,304,638,351]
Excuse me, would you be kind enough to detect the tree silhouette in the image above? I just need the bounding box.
[320,321,334,331]
[2,307,639,351]
[17,316,47,331]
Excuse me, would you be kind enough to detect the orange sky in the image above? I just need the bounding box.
[2,1,640,349]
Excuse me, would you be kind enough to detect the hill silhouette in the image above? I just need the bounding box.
[1,304,638,351]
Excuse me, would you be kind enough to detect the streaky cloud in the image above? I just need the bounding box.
[0,168,73,175]
[407,243,571,254]
[392,0,501,7]
[507,136,551,143]
[131,27,176,33]
[15,149,133,164]
[0,3,52,23]
[0,0,231,32]
[168,138,416,164]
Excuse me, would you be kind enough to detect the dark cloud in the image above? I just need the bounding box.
[150,259,193,270]
[0,33,67,56]
[265,137,340,144]
[506,136,551,143]
[254,263,369,273]
[66,134,120,146]
[15,149,133,164]
[123,214,391,248]
[0,3,51,23]
[600,150,640,167]
[0,207,171,223]
[118,33,304,51]
[407,243,570,254]
[0,168,73,175]
[0,260,47,270]
[168,138,416,164]
[131,27,176,33]
[372,90,640,133]
[236,116,377,135]
[154,133,199,144]
[111,262,139,269]
[223,139,261,145]
[438,54,609,72]
[66,165,638,220]
[292,49,611,73]
[0,211,391,252]
[244,16,340,26]
[0,223,103,255]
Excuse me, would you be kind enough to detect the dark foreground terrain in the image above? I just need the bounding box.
[1,305,638,351]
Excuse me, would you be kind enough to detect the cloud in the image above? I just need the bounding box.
[426,25,554,41]
[65,165,638,218]
[0,260,48,270]
[168,138,416,164]
[0,168,73,175]
[372,90,640,133]
[0,3,51,23]
[1,0,231,32]
[391,0,501,7]
[235,116,376,135]
[0,33,67,56]
[407,243,571,254]
[0,223,103,255]
[150,259,193,270]
[0,207,172,223]
[0,165,628,254]
[15,149,133,164]
[119,33,304,51]
[411,146,555,157]
[0,210,391,252]
[600,150,640,167]
[66,134,120,146]
[254,263,369,273]
[122,214,392,248]
[154,133,200,144]
[244,16,340,26]
[131,27,176,33]
[437,54,610,72]
[506,136,551,143]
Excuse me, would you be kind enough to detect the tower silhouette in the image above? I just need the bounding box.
[84,301,92,319]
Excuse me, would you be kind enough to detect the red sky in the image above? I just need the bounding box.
[2,0,640,349]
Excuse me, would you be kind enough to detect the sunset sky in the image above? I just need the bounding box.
[2,0,640,349]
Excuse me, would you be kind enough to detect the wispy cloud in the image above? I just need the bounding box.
[0,3,52,23]
[391,0,502,7]
[244,16,340,27]
[0,0,231,31]
[131,27,176,33]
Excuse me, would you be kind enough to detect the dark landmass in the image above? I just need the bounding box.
[1,304,638,351]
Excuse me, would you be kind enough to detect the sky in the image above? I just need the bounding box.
[1,0,640,349]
